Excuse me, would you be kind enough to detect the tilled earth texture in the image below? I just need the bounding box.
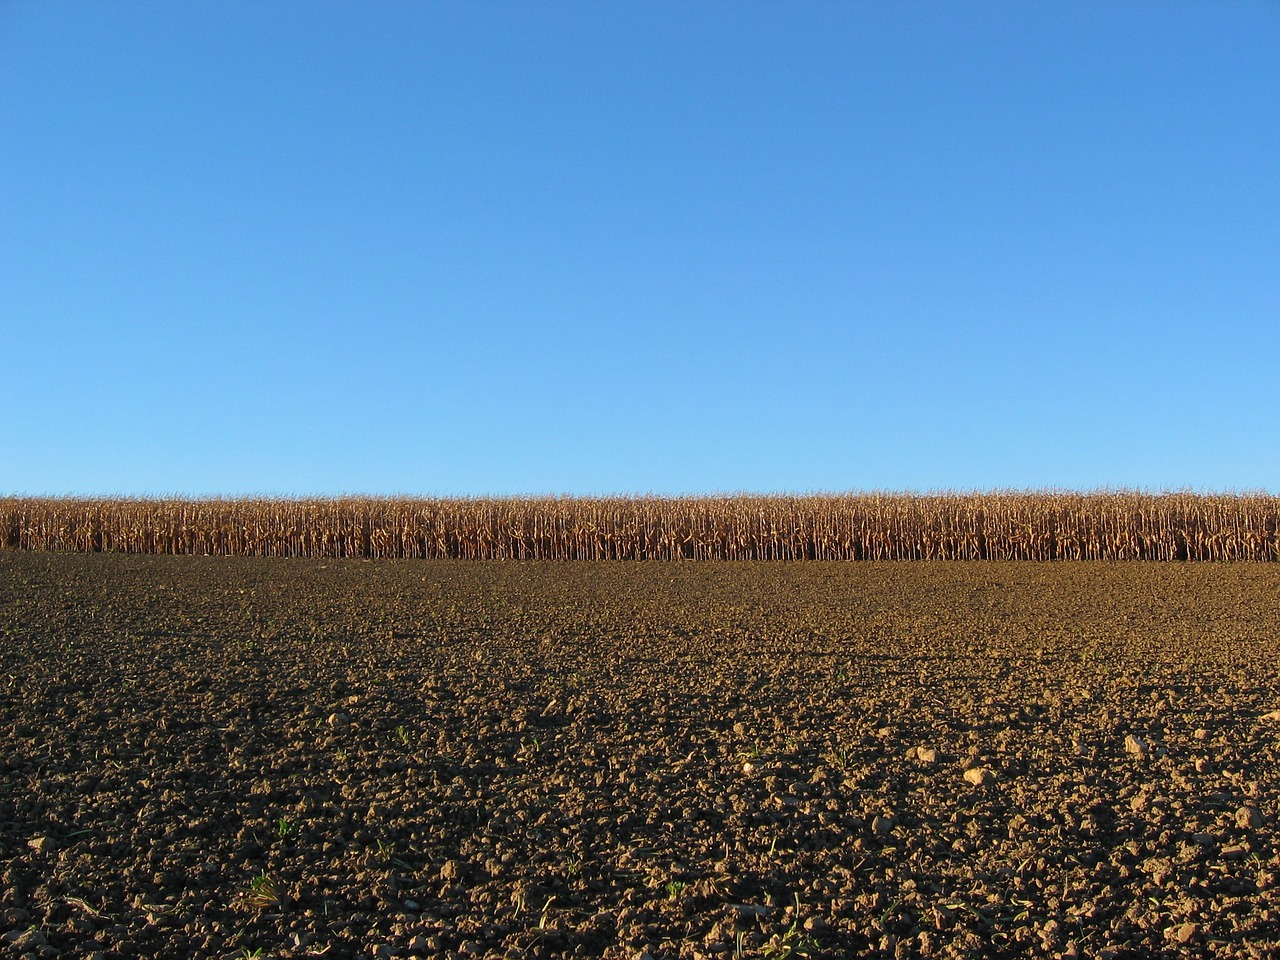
[2,555,1279,960]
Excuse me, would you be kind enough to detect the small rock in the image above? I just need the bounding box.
[1169,922,1199,944]
[1236,805,1264,829]
[26,835,51,853]
[732,722,747,735]
[369,945,395,959]
[1260,709,1280,722]
[1191,832,1217,847]
[1221,843,1250,860]
[1193,728,1210,740]
[327,712,350,728]
[1194,758,1211,774]
[1124,734,1149,758]
[402,899,420,911]
[963,767,994,786]
[741,762,756,775]
[916,746,938,764]
[871,815,895,835]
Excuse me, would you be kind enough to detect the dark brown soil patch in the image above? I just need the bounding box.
[2,555,1278,958]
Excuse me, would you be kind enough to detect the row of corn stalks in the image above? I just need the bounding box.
[4,493,1279,561]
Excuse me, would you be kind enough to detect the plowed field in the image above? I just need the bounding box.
[2,554,1278,959]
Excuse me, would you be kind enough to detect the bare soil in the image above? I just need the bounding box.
[2,553,1278,959]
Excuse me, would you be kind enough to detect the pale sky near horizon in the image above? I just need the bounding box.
[3,2,1277,497]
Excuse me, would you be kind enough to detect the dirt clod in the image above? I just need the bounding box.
[963,767,994,786]
[1237,805,1264,829]
[439,859,463,881]
[1124,734,1149,758]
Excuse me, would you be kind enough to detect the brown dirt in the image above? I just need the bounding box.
[2,553,1278,959]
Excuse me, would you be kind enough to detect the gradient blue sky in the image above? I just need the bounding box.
[3,2,1277,497]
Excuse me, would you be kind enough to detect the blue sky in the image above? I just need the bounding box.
[3,2,1277,497]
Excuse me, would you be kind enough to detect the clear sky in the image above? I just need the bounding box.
[3,2,1277,497]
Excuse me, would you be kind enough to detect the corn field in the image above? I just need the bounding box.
[3,493,1279,560]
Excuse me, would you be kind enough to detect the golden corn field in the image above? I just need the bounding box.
[3,492,1279,560]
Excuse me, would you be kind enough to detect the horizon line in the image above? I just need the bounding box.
[5,487,1280,501]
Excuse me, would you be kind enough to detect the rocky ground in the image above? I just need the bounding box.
[1,553,1278,960]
